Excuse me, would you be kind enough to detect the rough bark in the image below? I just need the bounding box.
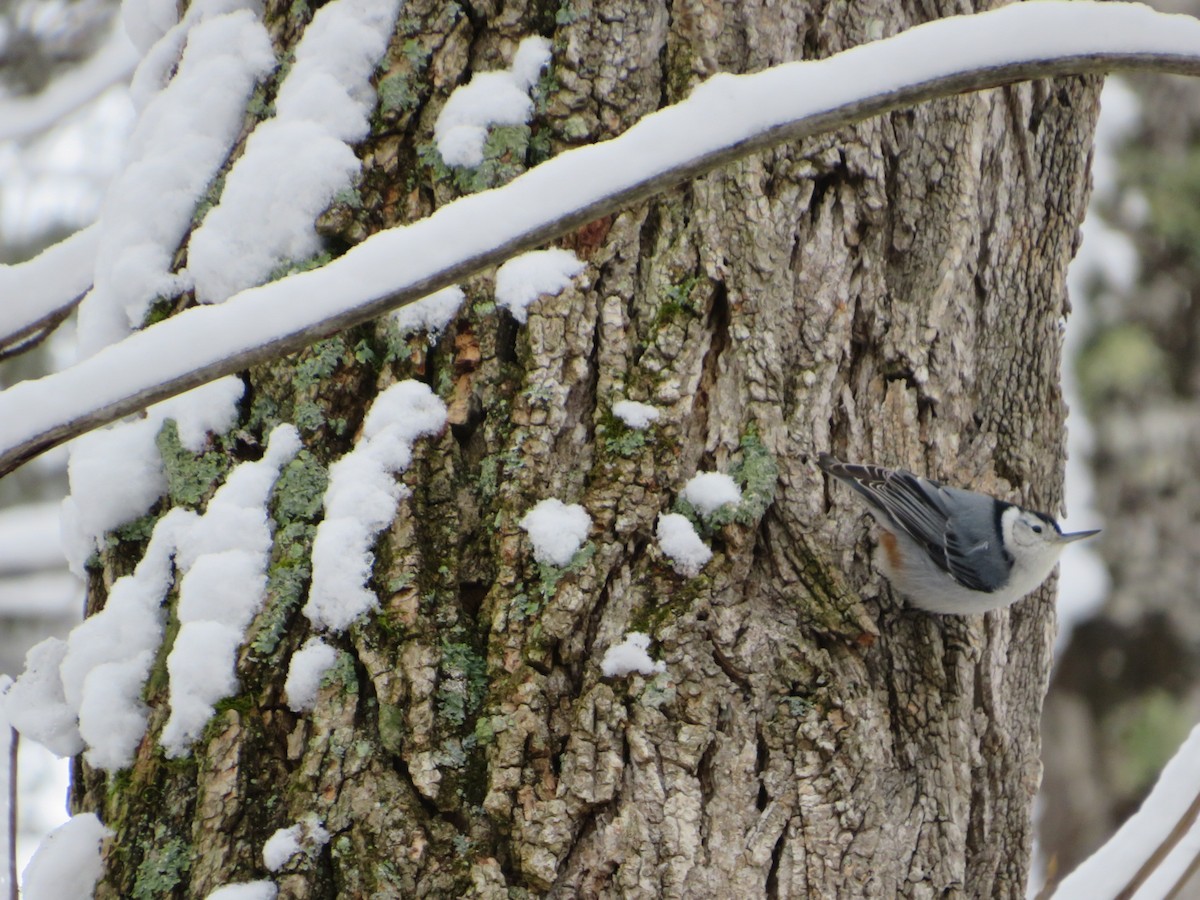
[80,1,1099,897]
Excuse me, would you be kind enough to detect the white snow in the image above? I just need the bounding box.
[187,123,359,304]
[433,36,551,167]
[204,883,278,900]
[655,513,711,577]
[681,472,741,516]
[168,377,247,452]
[304,381,446,632]
[601,632,666,678]
[185,0,399,305]
[159,425,300,757]
[0,225,99,344]
[262,814,330,872]
[7,425,299,768]
[60,421,167,575]
[21,813,110,900]
[62,506,192,768]
[391,286,465,340]
[76,7,277,356]
[510,37,554,91]
[160,620,242,753]
[519,498,591,567]
[494,249,584,324]
[5,4,1200,475]
[60,376,244,576]
[284,637,339,713]
[612,400,660,430]
[1053,722,1200,899]
[76,651,157,770]
[176,552,266,626]
[2,639,82,758]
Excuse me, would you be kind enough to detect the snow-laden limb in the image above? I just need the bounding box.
[0,225,99,352]
[262,814,330,872]
[0,573,81,619]
[304,381,446,632]
[5,1,1200,475]
[0,24,138,143]
[601,633,666,678]
[21,813,110,900]
[1052,722,1200,899]
[519,499,592,567]
[204,884,278,900]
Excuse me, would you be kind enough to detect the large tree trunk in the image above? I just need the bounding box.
[78,2,1099,897]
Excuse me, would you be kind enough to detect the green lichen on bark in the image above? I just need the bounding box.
[156,420,231,508]
[131,832,191,899]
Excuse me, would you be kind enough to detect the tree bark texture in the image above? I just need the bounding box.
[78,1,1100,897]
[1040,0,1200,885]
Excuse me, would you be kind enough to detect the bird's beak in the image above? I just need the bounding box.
[1059,529,1101,543]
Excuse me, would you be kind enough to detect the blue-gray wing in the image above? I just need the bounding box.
[819,455,1006,593]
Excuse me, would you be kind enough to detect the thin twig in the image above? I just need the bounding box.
[5,728,15,900]
[0,299,81,363]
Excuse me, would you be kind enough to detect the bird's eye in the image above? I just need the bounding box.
[1032,525,1043,534]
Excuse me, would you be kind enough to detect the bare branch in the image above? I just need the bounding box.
[5,730,14,900]
[3,4,1200,477]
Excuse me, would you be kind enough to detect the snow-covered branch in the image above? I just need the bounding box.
[0,225,98,357]
[1052,723,1200,899]
[3,1,1200,477]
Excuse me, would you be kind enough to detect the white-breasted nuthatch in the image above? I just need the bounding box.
[818,453,1100,614]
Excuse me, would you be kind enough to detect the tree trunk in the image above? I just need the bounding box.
[78,2,1099,897]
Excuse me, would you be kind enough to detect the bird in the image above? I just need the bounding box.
[818,453,1100,614]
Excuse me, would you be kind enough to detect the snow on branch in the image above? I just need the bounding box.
[0,225,98,357]
[1052,722,1200,899]
[3,1,1200,477]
